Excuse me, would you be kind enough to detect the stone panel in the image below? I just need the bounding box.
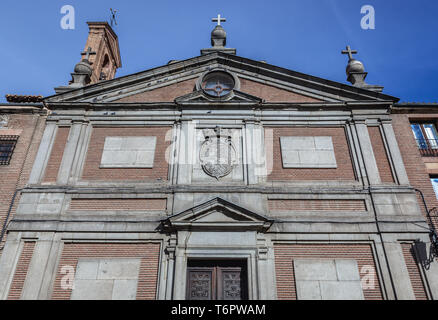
[274,244,382,300]
[71,258,141,300]
[100,136,156,168]
[82,127,171,181]
[267,127,355,181]
[294,259,364,300]
[280,136,337,168]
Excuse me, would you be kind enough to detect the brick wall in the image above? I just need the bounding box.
[392,114,438,227]
[401,243,428,300]
[239,78,321,102]
[368,126,395,184]
[268,199,367,212]
[69,198,167,211]
[114,77,322,103]
[274,243,383,300]
[0,113,45,248]
[7,241,36,299]
[51,242,161,300]
[115,79,197,102]
[82,126,172,181]
[266,127,356,181]
[42,126,70,183]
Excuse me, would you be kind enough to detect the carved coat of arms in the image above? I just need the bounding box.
[199,128,237,179]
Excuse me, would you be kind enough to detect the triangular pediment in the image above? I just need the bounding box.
[44,52,398,105]
[162,197,273,231]
[174,89,262,104]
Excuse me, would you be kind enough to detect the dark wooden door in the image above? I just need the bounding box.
[186,260,247,300]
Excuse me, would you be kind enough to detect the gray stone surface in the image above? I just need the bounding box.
[100,136,156,168]
[97,259,141,280]
[280,136,337,168]
[71,279,114,300]
[71,258,141,300]
[112,280,138,300]
[294,259,364,300]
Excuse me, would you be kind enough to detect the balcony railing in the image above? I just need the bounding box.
[416,139,438,156]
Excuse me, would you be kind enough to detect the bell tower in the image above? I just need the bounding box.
[83,21,122,83]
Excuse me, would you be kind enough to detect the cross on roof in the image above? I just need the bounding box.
[342,45,358,61]
[110,8,118,27]
[81,47,96,61]
[212,14,226,26]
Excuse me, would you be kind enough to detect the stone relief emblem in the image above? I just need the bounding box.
[0,114,9,128]
[199,127,237,179]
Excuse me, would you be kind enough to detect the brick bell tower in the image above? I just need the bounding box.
[55,21,122,93]
[83,21,122,83]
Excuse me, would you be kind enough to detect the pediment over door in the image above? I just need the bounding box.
[161,197,273,232]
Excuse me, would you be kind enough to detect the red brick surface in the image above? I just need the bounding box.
[114,79,197,102]
[274,243,383,300]
[266,127,356,181]
[51,243,161,300]
[239,78,322,102]
[0,114,45,248]
[42,126,70,183]
[269,199,367,212]
[7,241,35,300]
[401,243,428,300]
[81,126,172,181]
[368,126,395,184]
[392,114,438,227]
[113,77,322,103]
[69,198,167,211]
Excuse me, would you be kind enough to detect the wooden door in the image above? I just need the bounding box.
[186,261,247,300]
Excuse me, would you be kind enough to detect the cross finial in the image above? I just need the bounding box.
[110,8,118,27]
[81,47,96,61]
[212,14,226,26]
[342,45,358,61]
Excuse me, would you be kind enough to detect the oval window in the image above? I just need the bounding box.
[201,71,235,97]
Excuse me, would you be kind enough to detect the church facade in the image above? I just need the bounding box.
[1,19,438,300]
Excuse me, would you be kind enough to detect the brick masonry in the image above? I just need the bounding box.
[401,242,428,300]
[69,198,167,211]
[51,243,161,300]
[239,79,322,102]
[266,127,356,181]
[392,114,438,228]
[81,126,172,181]
[42,126,70,183]
[114,79,197,102]
[0,113,45,248]
[368,126,395,184]
[268,199,367,212]
[274,243,383,300]
[114,77,322,103]
[7,241,36,300]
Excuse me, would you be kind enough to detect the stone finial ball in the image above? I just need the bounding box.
[74,60,93,75]
[346,59,365,75]
[211,25,226,39]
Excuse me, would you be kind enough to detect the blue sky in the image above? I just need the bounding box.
[0,0,437,102]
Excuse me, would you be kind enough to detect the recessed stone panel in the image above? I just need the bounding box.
[100,136,156,168]
[294,259,364,300]
[280,136,337,168]
[71,258,141,300]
